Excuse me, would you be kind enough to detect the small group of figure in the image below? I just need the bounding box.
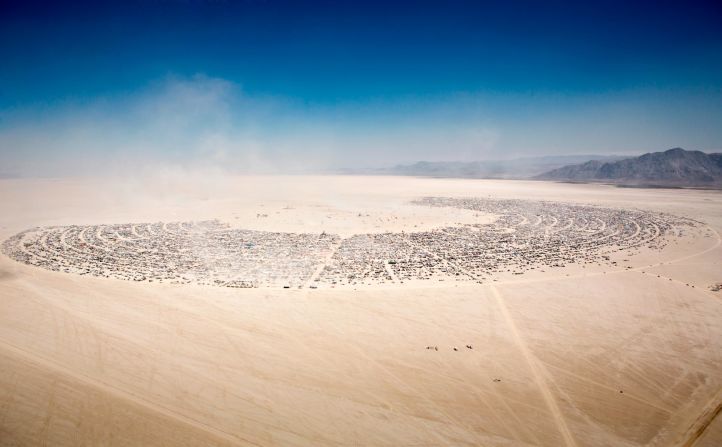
[425,344,473,351]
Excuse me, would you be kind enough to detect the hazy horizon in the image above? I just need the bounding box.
[2,1,722,177]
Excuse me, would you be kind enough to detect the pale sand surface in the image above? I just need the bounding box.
[0,175,720,446]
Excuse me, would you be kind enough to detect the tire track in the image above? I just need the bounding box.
[488,285,577,447]
[0,339,261,447]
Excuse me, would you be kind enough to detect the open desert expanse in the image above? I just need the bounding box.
[0,175,721,446]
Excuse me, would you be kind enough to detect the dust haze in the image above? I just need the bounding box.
[0,75,500,178]
[4,75,722,181]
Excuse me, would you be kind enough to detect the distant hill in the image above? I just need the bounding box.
[535,148,722,188]
[365,155,627,179]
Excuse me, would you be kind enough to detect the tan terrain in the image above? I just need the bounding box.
[0,175,720,446]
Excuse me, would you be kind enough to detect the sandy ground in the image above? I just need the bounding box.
[0,175,720,446]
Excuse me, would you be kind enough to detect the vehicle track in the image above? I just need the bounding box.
[0,339,261,447]
[489,285,578,447]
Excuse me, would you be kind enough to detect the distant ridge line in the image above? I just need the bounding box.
[535,148,722,188]
[348,154,629,179]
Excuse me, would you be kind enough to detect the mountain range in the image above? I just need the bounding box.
[535,148,722,187]
[361,155,627,179]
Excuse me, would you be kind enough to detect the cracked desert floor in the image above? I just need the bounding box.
[0,175,720,447]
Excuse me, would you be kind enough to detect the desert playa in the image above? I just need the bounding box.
[0,175,720,446]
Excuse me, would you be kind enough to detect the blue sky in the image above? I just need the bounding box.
[1,0,721,175]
